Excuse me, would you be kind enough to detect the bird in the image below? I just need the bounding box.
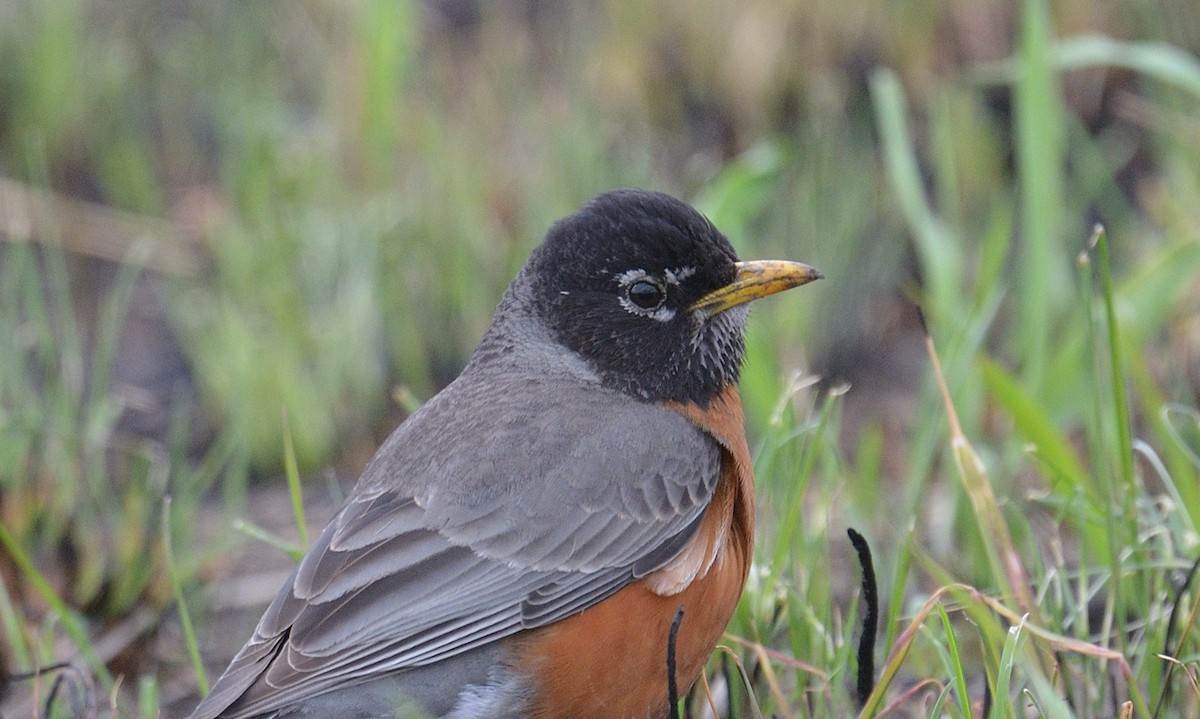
[187,188,821,719]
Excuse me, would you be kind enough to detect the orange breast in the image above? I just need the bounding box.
[519,387,754,719]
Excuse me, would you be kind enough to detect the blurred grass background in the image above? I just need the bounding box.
[2,0,1200,716]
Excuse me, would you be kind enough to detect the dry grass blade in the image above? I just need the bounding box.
[0,176,206,276]
[858,582,1135,719]
[720,635,831,681]
[919,309,1040,621]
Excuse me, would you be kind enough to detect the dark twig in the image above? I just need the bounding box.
[847,528,878,707]
[668,604,685,719]
[1153,554,1200,719]
[6,661,73,682]
[8,661,96,719]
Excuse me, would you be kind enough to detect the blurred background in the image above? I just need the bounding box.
[2,0,1200,716]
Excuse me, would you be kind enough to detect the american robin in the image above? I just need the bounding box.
[187,189,820,719]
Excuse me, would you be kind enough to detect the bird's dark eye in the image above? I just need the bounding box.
[627,280,666,309]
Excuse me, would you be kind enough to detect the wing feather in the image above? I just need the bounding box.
[189,370,722,719]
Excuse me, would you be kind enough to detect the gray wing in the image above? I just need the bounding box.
[188,371,721,719]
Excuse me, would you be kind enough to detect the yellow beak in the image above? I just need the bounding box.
[689,260,822,317]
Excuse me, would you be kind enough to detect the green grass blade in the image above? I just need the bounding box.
[927,683,955,719]
[232,519,305,560]
[978,356,1092,493]
[883,531,915,660]
[1013,0,1067,395]
[0,518,111,686]
[1023,662,1076,719]
[974,34,1200,99]
[868,67,961,315]
[163,497,208,696]
[1094,226,1136,501]
[991,617,1029,719]
[1053,35,1200,96]
[1162,404,1200,470]
[281,407,309,547]
[937,603,975,719]
[138,674,161,719]
[0,573,32,672]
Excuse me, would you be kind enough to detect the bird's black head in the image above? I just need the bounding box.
[510,189,820,406]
